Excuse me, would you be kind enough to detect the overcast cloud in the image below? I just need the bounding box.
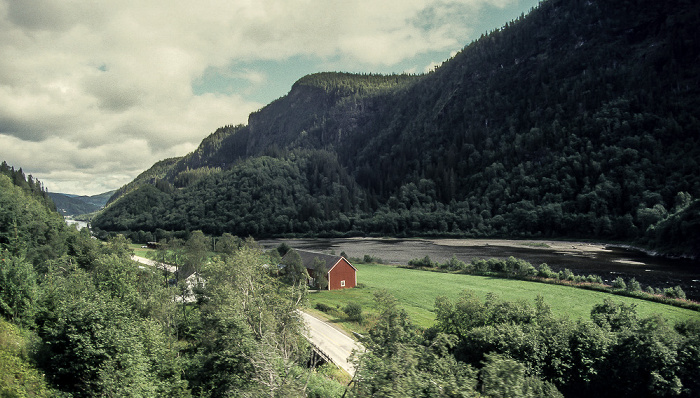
[0,0,536,195]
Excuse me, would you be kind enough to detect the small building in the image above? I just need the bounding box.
[146,241,160,249]
[281,249,357,290]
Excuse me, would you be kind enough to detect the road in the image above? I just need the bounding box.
[132,255,177,273]
[299,310,364,375]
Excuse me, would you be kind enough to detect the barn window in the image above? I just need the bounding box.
[340,280,345,287]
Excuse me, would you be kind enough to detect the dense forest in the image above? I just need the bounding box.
[93,0,700,258]
[3,160,699,397]
[49,190,115,216]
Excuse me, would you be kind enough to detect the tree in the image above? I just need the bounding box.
[190,246,308,397]
[0,254,37,327]
[184,231,210,277]
[590,299,637,332]
[479,353,528,398]
[216,233,241,255]
[282,249,308,286]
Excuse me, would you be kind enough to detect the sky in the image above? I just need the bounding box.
[0,0,540,196]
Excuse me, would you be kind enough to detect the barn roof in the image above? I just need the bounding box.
[281,249,352,274]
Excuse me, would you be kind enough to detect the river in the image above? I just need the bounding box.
[65,219,89,230]
[260,238,700,301]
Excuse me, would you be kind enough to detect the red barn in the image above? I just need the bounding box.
[281,249,357,290]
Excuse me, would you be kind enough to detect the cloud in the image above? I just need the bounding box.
[0,0,522,195]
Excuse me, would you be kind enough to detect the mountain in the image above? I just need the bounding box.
[93,0,700,257]
[49,190,116,216]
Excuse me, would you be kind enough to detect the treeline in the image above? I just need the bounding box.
[406,255,695,310]
[96,0,700,257]
[93,145,699,260]
[0,161,55,211]
[1,166,339,396]
[352,290,700,397]
[93,149,367,238]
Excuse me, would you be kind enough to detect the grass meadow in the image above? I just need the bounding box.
[307,262,700,331]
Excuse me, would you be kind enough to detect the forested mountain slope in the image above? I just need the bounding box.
[95,0,700,257]
[49,190,115,216]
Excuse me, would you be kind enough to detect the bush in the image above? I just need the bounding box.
[408,256,435,268]
[612,277,626,290]
[664,286,686,299]
[315,303,332,313]
[344,302,363,322]
[472,259,489,273]
[440,255,467,270]
[537,263,554,278]
[363,254,383,263]
[627,278,641,292]
[559,268,574,281]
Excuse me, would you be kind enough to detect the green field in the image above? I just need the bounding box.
[129,243,152,258]
[308,263,700,329]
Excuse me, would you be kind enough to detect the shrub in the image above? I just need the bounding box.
[408,256,435,268]
[440,255,467,270]
[559,268,574,281]
[674,286,686,299]
[472,259,489,273]
[537,263,554,278]
[663,286,686,299]
[363,254,383,264]
[315,303,332,313]
[344,302,363,322]
[627,278,641,292]
[612,277,626,290]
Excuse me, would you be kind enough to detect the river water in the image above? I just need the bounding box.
[65,219,89,230]
[260,238,700,301]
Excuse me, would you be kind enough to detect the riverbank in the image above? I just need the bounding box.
[260,237,700,301]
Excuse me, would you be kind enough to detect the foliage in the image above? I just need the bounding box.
[187,246,310,397]
[0,174,68,267]
[0,320,53,398]
[34,254,188,398]
[433,292,700,397]
[0,161,55,211]
[95,0,700,259]
[344,302,364,323]
[281,249,309,286]
[351,290,559,397]
[0,254,37,327]
[1,160,336,398]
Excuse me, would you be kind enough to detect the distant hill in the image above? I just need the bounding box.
[49,190,116,216]
[93,0,700,258]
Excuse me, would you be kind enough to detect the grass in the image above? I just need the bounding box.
[129,243,152,258]
[307,263,700,330]
[518,242,551,248]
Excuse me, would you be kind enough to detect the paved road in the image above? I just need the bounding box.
[299,311,364,375]
[132,255,177,273]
